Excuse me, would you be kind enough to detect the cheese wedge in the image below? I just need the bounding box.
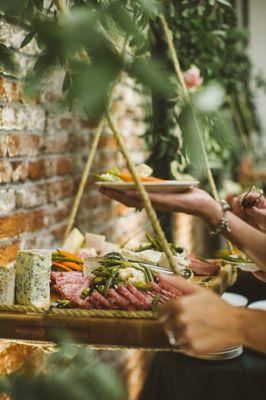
[15,250,51,308]
[0,264,15,305]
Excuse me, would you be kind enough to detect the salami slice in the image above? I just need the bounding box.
[189,256,220,276]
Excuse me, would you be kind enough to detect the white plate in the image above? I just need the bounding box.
[248,300,266,311]
[222,260,260,272]
[184,346,243,361]
[222,292,248,307]
[96,180,199,193]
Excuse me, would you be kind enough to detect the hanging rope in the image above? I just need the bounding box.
[160,15,219,202]
[160,15,235,252]
[61,31,128,240]
[64,119,105,240]
[107,116,180,275]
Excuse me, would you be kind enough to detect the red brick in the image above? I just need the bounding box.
[0,189,16,216]
[60,118,72,129]
[16,184,47,208]
[43,133,71,154]
[26,209,45,232]
[0,213,26,239]
[80,119,97,129]
[0,240,20,264]
[0,160,29,183]
[0,161,12,183]
[45,205,70,226]
[7,133,41,157]
[0,135,9,157]
[10,161,28,182]
[98,135,118,150]
[48,179,74,202]
[28,160,45,180]
[51,223,67,241]
[57,156,72,175]
[6,133,21,157]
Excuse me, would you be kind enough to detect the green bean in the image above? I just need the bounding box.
[104,277,113,297]
[151,294,161,313]
[133,281,153,291]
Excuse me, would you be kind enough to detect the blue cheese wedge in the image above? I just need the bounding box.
[15,250,51,308]
[0,264,15,305]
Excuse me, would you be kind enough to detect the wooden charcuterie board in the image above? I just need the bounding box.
[0,265,236,350]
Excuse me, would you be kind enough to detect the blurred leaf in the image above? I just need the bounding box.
[62,71,71,92]
[0,44,18,74]
[0,340,125,400]
[20,31,35,48]
[217,0,232,7]
[130,58,173,96]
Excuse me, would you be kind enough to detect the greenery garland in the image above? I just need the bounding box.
[0,0,259,185]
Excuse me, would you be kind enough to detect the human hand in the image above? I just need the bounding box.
[158,274,244,354]
[99,187,218,219]
[252,271,266,282]
[231,191,266,232]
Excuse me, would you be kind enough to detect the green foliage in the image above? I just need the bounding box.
[145,0,259,183]
[0,43,18,73]
[0,340,125,400]
[0,0,259,183]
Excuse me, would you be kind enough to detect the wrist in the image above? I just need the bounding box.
[231,307,248,346]
[201,199,223,227]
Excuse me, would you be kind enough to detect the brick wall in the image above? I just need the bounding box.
[0,16,147,265]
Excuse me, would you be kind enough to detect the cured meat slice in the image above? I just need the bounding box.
[117,286,144,309]
[108,288,131,310]
[157,281,183,297]
[127,284,152,308]
[51,271,185,311]
[91,291,111,309]
[189,256,220,276]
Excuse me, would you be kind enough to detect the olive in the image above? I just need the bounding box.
[181,268,192,279]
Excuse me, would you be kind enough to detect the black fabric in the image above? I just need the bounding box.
[141,350,266,400]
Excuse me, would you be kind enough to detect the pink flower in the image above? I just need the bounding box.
[183,66,203,89]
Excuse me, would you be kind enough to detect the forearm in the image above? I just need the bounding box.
[203,201,266,270]
[236,308,266,353]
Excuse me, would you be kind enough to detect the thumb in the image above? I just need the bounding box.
[159,273,200,295]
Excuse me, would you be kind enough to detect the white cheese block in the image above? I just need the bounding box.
[0,264,15,305]
[100,242,120,256]
[122,249,162,264]
[77,248,97,260]
[15,249,51,308]
[159,253,191,269]
[61,228,84,253]
[85,233,106,252]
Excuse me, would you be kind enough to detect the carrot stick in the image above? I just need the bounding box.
[63,261,82,271]
[57,250,83,263]
[52,261,72,272]
[118,173,163,182]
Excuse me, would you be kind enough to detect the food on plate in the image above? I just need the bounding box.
[61,228,84,253]
[52,250,83,272]
[133,233,185,256]
[188,256,220,276]
[51,269,183,311]
[94,164,163,183]
[15,250,51,308]
[77,248,97,260]
[85,232,106,253]
[0,229,223,311]
[0,264,15,305]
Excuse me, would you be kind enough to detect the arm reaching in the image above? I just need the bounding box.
[158,274,266,354]
[100,187,266,269]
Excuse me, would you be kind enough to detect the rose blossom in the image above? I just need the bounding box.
[183,65,203,89]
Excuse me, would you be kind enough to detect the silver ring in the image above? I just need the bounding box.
[166,330,180,348]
